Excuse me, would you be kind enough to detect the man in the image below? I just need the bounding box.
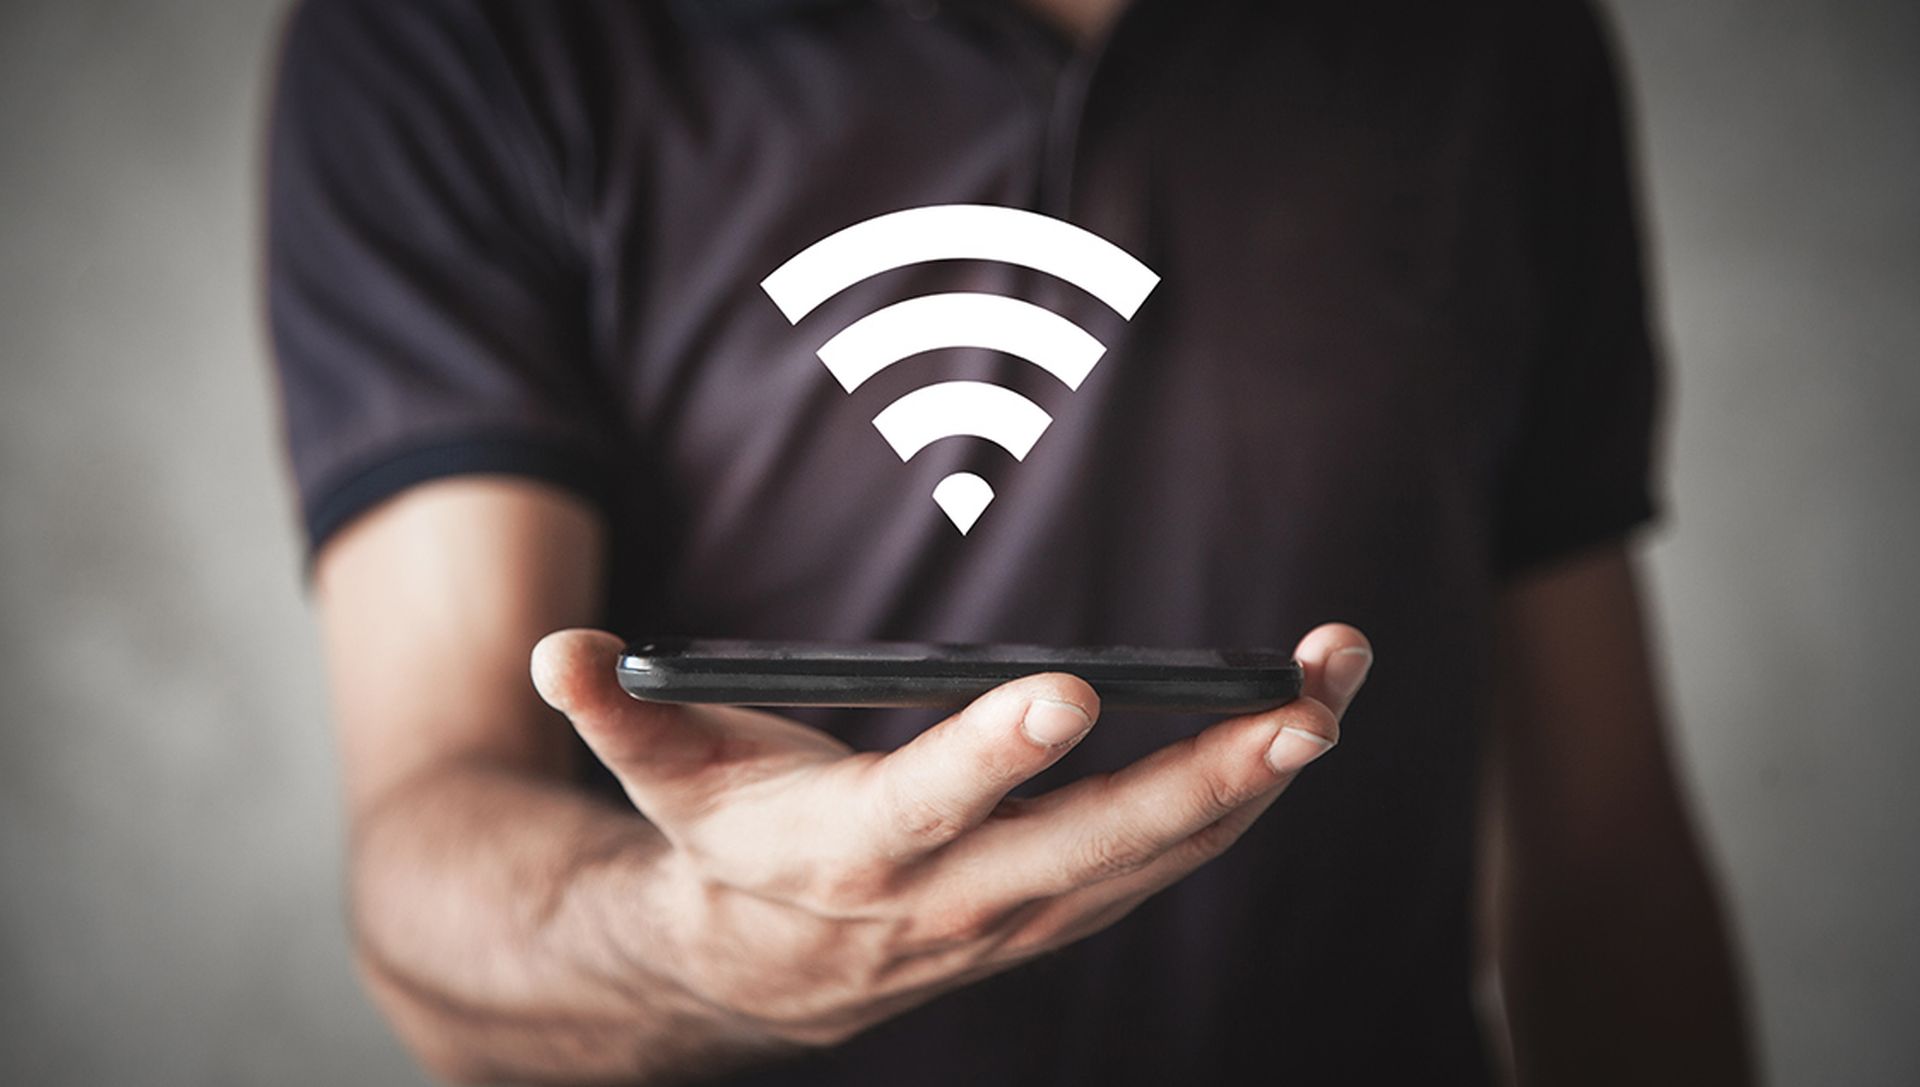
[267,0,1753,1082]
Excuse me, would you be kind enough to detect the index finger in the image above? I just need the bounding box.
[937,623,1370,902]
[856,672,1101,859]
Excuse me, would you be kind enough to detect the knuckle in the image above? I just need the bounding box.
[1071,829,1157,882]
[900,797,970,846]
[886,784,972,848]
[947,700,1040,783]
[969,740,1032,788]
[1191,764,1257,822]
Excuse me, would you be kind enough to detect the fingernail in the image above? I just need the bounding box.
[1267,727,1336,773]
[1022,698,1093,748]
[1325,647,1373,706]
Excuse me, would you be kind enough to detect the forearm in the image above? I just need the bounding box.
[349,760,791,1085]
[1494,789,1754,1085]
[1487,550,1754,1085]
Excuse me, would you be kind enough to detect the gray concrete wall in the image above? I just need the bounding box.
[1616,3,1920,1083]
[1,1,1913,1083]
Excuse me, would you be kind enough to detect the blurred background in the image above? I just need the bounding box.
[2,1,1914,1083]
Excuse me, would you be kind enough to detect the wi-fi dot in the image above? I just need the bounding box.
[760,204,1159,534]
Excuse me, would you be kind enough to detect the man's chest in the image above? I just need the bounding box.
[572,3,1535,630]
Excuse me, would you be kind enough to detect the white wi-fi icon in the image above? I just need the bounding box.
[761,204,1159,534]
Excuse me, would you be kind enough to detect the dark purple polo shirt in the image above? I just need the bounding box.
[266,0,1660,1082]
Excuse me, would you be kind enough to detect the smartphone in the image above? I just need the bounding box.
[616,637,1302,713]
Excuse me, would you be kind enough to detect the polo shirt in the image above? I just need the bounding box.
[266,0,1660,1082]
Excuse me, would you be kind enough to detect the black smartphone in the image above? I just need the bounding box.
[616,637,1301,714]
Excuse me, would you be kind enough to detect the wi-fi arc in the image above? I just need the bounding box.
[817,293,1106,394]
[761,204,1158,534]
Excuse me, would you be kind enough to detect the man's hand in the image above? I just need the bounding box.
[532,624,1373,1048]
[314,476,1372,1083]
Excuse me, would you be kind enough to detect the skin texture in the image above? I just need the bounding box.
[316,478,1364,1083]
[304,12,1751,1084]
[316,477,1752,1085]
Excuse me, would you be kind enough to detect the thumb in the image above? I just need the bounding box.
[531,629,720,795]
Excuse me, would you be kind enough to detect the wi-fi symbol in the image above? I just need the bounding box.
[761,204,1159,534]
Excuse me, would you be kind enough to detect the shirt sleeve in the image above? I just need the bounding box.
[265,0,613,558]
[1492,0,1664,576]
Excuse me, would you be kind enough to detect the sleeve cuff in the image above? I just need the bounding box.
[1493,488,1660,578]
[302,432,614,561]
